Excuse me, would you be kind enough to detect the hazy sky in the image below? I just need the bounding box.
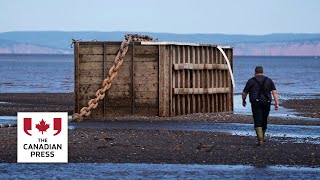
[1,0,319,34]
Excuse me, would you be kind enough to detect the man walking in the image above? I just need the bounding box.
[242,66,279,146]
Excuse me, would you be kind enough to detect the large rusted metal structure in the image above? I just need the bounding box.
[74,41,233,118]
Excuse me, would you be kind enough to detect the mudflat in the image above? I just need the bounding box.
[0,93,319,166]
[1,127,319,166]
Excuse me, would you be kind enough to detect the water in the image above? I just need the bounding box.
[0,163,319,179]
[69,121,320,144]
[0,115,16,124]
[1,115,319,143]
[233,56,320,95]
[0,55,319,94]
[0,54,73,93]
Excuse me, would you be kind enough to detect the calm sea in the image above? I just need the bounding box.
[1,54,319,95]
[234,56,320,96]
[0,54,73,93]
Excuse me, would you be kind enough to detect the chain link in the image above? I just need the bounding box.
[72,34,153,122]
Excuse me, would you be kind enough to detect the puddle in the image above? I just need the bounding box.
[0,101,10,104]
[68,121,320,144]
[0,116,75,129]
[0,163,319,179]
[0,116,16,124]
[2,116,320,144]
[233,95,319,120]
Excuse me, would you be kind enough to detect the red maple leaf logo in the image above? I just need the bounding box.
[36,119,50,134]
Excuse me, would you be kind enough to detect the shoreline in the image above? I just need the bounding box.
[1,128,319,166]
[0,93,319,166]
[0,93,319,125]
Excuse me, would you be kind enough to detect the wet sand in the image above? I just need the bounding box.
[0,93,74,116]
[282,98,320,118]
[0,93,319,166]
[1,128,319,166]
[0,93,319,125]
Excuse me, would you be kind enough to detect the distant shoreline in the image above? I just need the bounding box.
[1,32,320,56]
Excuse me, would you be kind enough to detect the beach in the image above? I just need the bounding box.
[0,93,319,166]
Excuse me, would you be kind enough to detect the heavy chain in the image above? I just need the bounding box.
[72,34,153,122]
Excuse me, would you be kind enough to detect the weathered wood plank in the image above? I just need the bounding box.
[79,84,158,93]
[228,49,234,111]
[172,46,176,115]
[108,91,130,98]
[110,84,131,92]
[182,46,186,115]
[186,46,191,114]
[134,108,158,116]
[106,98,132,107]
[136,92,158,100]
[173,88,230,95]
[134,45,159,55]
[201,46,205,113]
[103,44,107,116]
[135,69,158,77]
[169,45,173,116]
[79,54,103,63]
[105,107,132,116]
[90,109,104,118]
[79,61,106,71]
[196,47,201,113]
[134,83,158,92]
[133,56,159,62]
[134,107,159,116]
[209,48,214,112]
[79,45,104,55]
[159,45,170,116]
[79,76,103,84]
[215,69,219,112]
[206,47,210,112]
[79,54,152,64]
[74,42,80,113]
[130,43,135,114]
[191,47,196,113]
[134,76,158,84]
[79,44,134,55]
[135,61,159,66]
[78,84,101,94]
[177,46,181,115]
[79,72,141,84]
[220,94,223,112]
[135,98,158,105]
[135,62,158,72]
[79,68,157,78]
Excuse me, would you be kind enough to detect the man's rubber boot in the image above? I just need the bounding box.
[263,129,266,142]
[255,127,264,146]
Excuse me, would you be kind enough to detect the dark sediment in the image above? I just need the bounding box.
[282,99,320,118]
[0,93,74,116]
[1,128,319,166]
[0,93,319,125]
[0,93,319,166]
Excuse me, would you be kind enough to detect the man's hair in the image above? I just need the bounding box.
[255,66,263,74]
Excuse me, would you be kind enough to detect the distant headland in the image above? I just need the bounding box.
[0,31,319,56]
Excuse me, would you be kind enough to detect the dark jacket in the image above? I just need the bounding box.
[243,75,276,103]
